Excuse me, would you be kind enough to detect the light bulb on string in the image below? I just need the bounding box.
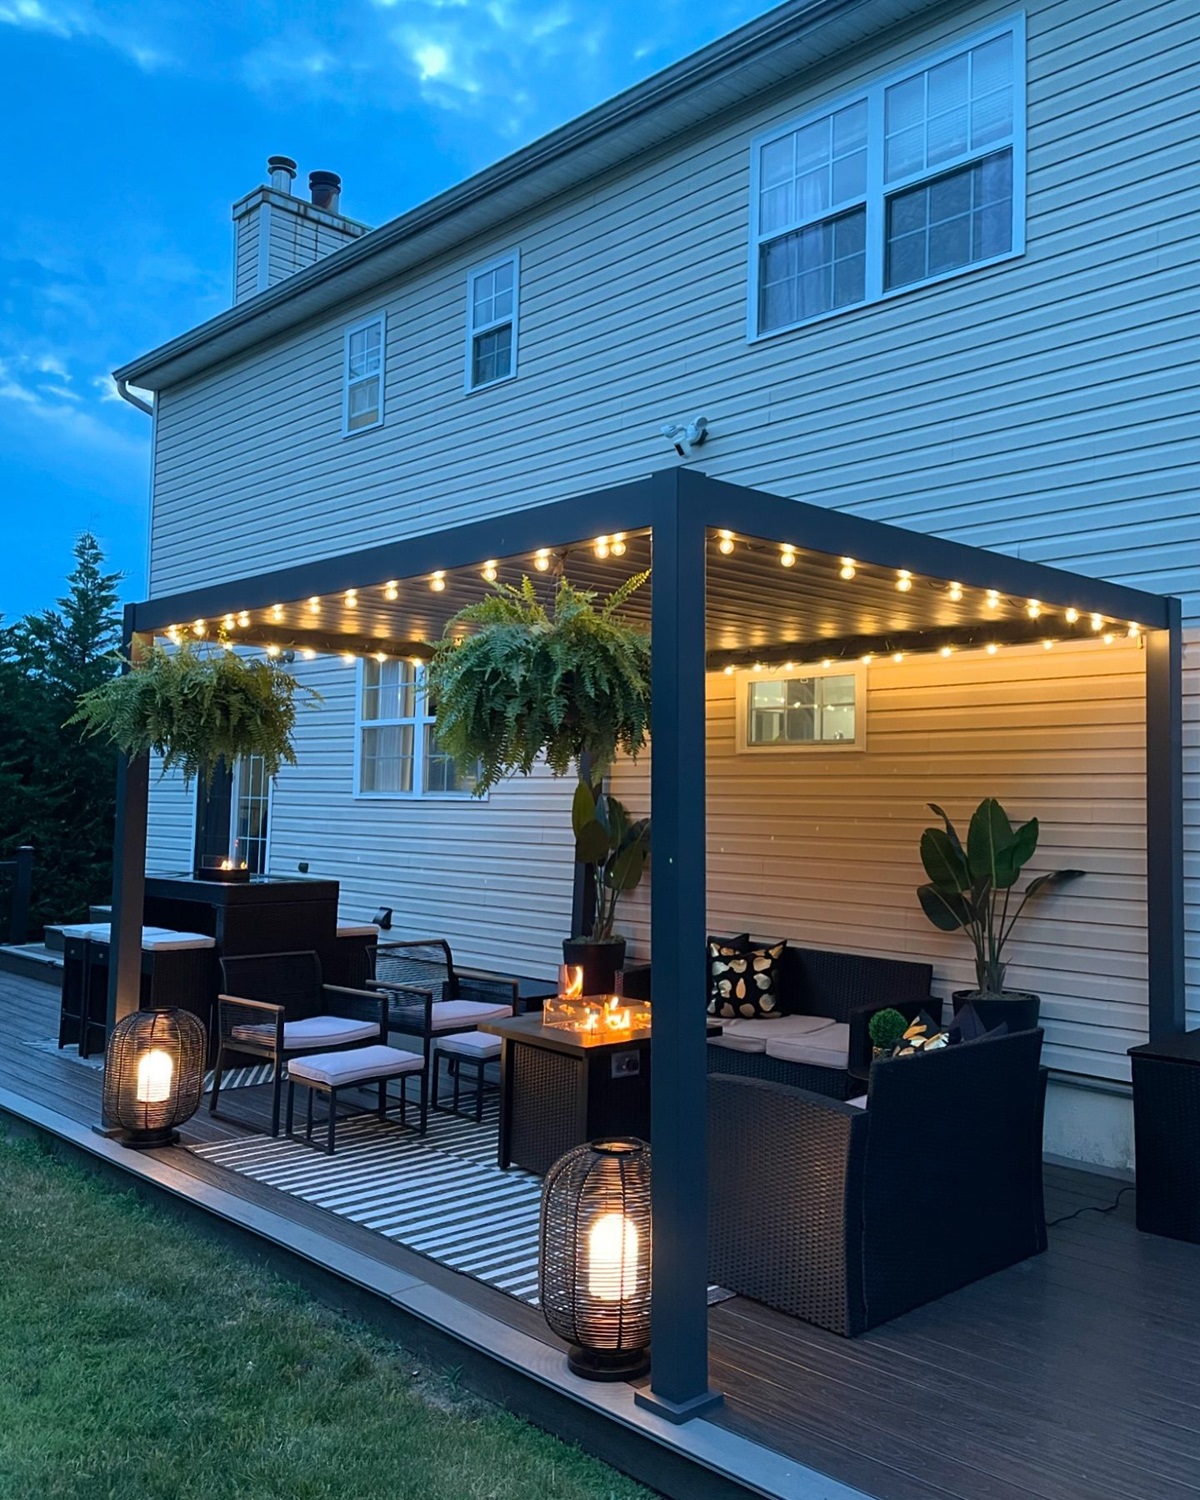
[1065,608,1079,624]
[1091,613,1103,632]
[308,596,320,615]
[193,619,207,637]
[986,643,999,655]
[534,549,551,572]
[780,545,796,568]
[430,572,446,592]
[482,560,498,583]
[896,570,912,593]
[237,611,250,628]
[948,582,963,602]
[1026,600,1042,619]
[611,534,627,557]
[594,536,610,559]
[270,604,283,622]
[345,590,358,609]
[717,531,735,556]
[839,558,856,580]
[986,590,1000,610]
[384,581,399,601]
[940,646,953,658]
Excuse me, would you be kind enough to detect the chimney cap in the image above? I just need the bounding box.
[309,170,343,213]
[267,155,298,194]
[267,154,298,174]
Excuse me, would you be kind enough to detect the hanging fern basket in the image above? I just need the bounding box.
[425,573,651,795]
[69,643,319,785]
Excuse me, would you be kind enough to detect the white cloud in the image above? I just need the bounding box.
[0,354,148,463]
[0,0,170,68]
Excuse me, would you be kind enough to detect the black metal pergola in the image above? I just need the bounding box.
[106,466,1184,1418]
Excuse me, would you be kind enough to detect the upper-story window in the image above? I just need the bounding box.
[355,658,479,798]
[750,18,1024,339]
[343,313,385,434]
[465,252,519,390]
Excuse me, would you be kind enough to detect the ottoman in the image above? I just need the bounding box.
[433,1031,502,1123]
[286,1043,426,1154]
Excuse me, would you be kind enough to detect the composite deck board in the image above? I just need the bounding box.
[3,971,1200,1500]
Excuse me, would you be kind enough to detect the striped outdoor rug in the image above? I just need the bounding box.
[192,1101,734,1309]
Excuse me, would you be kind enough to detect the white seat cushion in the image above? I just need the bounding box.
[288,1044,424,1087]
[435,1031,503,1059]
[709,1014,837,1056]
[424,1001,512,1030]
[231,1015,379,1049]
[764,1022,851,1071]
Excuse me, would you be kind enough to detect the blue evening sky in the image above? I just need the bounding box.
[0,0,771,621]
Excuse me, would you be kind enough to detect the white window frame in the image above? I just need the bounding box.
[193,753,273,873]
[464,250,520,392]
[353,659,484,801]
[734,662,867,754]
[342,311,386,436]
[747,14,1026,341]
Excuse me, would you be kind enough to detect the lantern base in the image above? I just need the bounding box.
[114,1127,181,1151]
[567,1344,651,1382]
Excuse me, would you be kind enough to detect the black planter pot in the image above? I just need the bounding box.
[951,989,1041,1033]
[562,937,627,996]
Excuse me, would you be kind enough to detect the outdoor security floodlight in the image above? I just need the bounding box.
[661,416,709,456]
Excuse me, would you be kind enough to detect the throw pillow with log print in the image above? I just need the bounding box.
[707,939,787,1019]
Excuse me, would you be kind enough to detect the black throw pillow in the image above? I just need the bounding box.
[707,939,786,1019]
[706,933,749,1011]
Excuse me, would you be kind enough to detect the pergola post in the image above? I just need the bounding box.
[1145,600,1185,1039]
[106,609,150,1037]
[635,471,722,1422]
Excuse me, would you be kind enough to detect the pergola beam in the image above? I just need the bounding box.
[106,609,150,1040]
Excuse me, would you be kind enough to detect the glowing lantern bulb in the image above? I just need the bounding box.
[587,1212,639,1302]
[136,1048,174,1105]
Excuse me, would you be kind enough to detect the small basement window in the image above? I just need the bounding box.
[343,313,385,434]
[736,663,866,752]
[465,252,519,390]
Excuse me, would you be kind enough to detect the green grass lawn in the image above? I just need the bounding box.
[0,1131,655,1500]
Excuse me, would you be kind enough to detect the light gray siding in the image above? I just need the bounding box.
[145,0,1200,1047]
[146,754,196,874]
[233,214,259,305]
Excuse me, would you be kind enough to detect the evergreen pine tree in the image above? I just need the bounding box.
[0,534,123,932]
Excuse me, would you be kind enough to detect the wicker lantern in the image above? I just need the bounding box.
[102,1010,207,1148]
[539,1138,652,1380]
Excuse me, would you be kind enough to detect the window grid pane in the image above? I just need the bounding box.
[758,100,868,236]
[473,324,513,386]
[884,35,1013,185]
[884,149,1012,291]
[361,725,414,794]
[747,674,859,746]
[758,207,866,332]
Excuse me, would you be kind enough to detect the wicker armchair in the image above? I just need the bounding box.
[213,951,388,1136]
[709,1028,1048,1335]
[364,939,515,1133]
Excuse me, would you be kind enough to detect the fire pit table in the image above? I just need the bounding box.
[480,999,722,1175]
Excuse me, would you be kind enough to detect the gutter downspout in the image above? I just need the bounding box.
[116,377,153,416]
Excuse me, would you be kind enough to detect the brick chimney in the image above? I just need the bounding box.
[231,157,370,305]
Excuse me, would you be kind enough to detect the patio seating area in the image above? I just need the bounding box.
[5,966,1200,1500]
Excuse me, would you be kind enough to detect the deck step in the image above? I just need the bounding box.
[0,944,62,987]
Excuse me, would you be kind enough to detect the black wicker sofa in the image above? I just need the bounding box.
[708,1028,1049,1335]
[624,944,936,1100]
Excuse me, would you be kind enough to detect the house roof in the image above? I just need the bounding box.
[114,0,939,393]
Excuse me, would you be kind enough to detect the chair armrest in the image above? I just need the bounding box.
[846,996,938,1072]
[321,984,389,1034]
[216,994,284,1048]
[456,971,519,1007]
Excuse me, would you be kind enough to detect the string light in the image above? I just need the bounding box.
[341,652,355,665]
[780,545,796,568]
[222,613,235,631]
[534,549,552,572]
[1091,613,1103,632]
[752,662,764,672]
[271,604,283,622]
[821,658,833,669]
[374,651,387,663]
[611,533,627,557]
[1102,632,1115,645]
[940,646,954,658]
[345,590,358,608]
[948,582,963,602]
[1043,639,1054,650]
[892,651,904,663]
[717,531,735,556]
[594,536,610,559]
[237,611,250,628]
[723,665,734,676]
[1065,608,1079,624]
[308,596,321,614]
[1128,622,1141,639]
[986,590,1000,610]
[861,653,873,664]
[1026,600,1042,619]
[384,581,399,601]
[409,656,423,668]
[430,571,446,593]
[839,558,856,580]
[896,570,912,593]
[784,661,796,672]
[986,643,999,655]
[301,648,315,660]
[192,620,207,637]
[222,640,235,652]
[266,645,280,658]
[482,560,498,583]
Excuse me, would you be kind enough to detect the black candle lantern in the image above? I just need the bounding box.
[539,1138,652,1380]
[102,1010,207,1148]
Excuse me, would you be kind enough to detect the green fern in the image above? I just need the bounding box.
[67,644,320,785]
[426,573,651,795]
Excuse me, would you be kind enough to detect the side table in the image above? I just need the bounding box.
[1129,1029,1200,1244]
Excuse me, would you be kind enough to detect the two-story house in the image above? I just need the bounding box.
[113,0,1197,1179]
